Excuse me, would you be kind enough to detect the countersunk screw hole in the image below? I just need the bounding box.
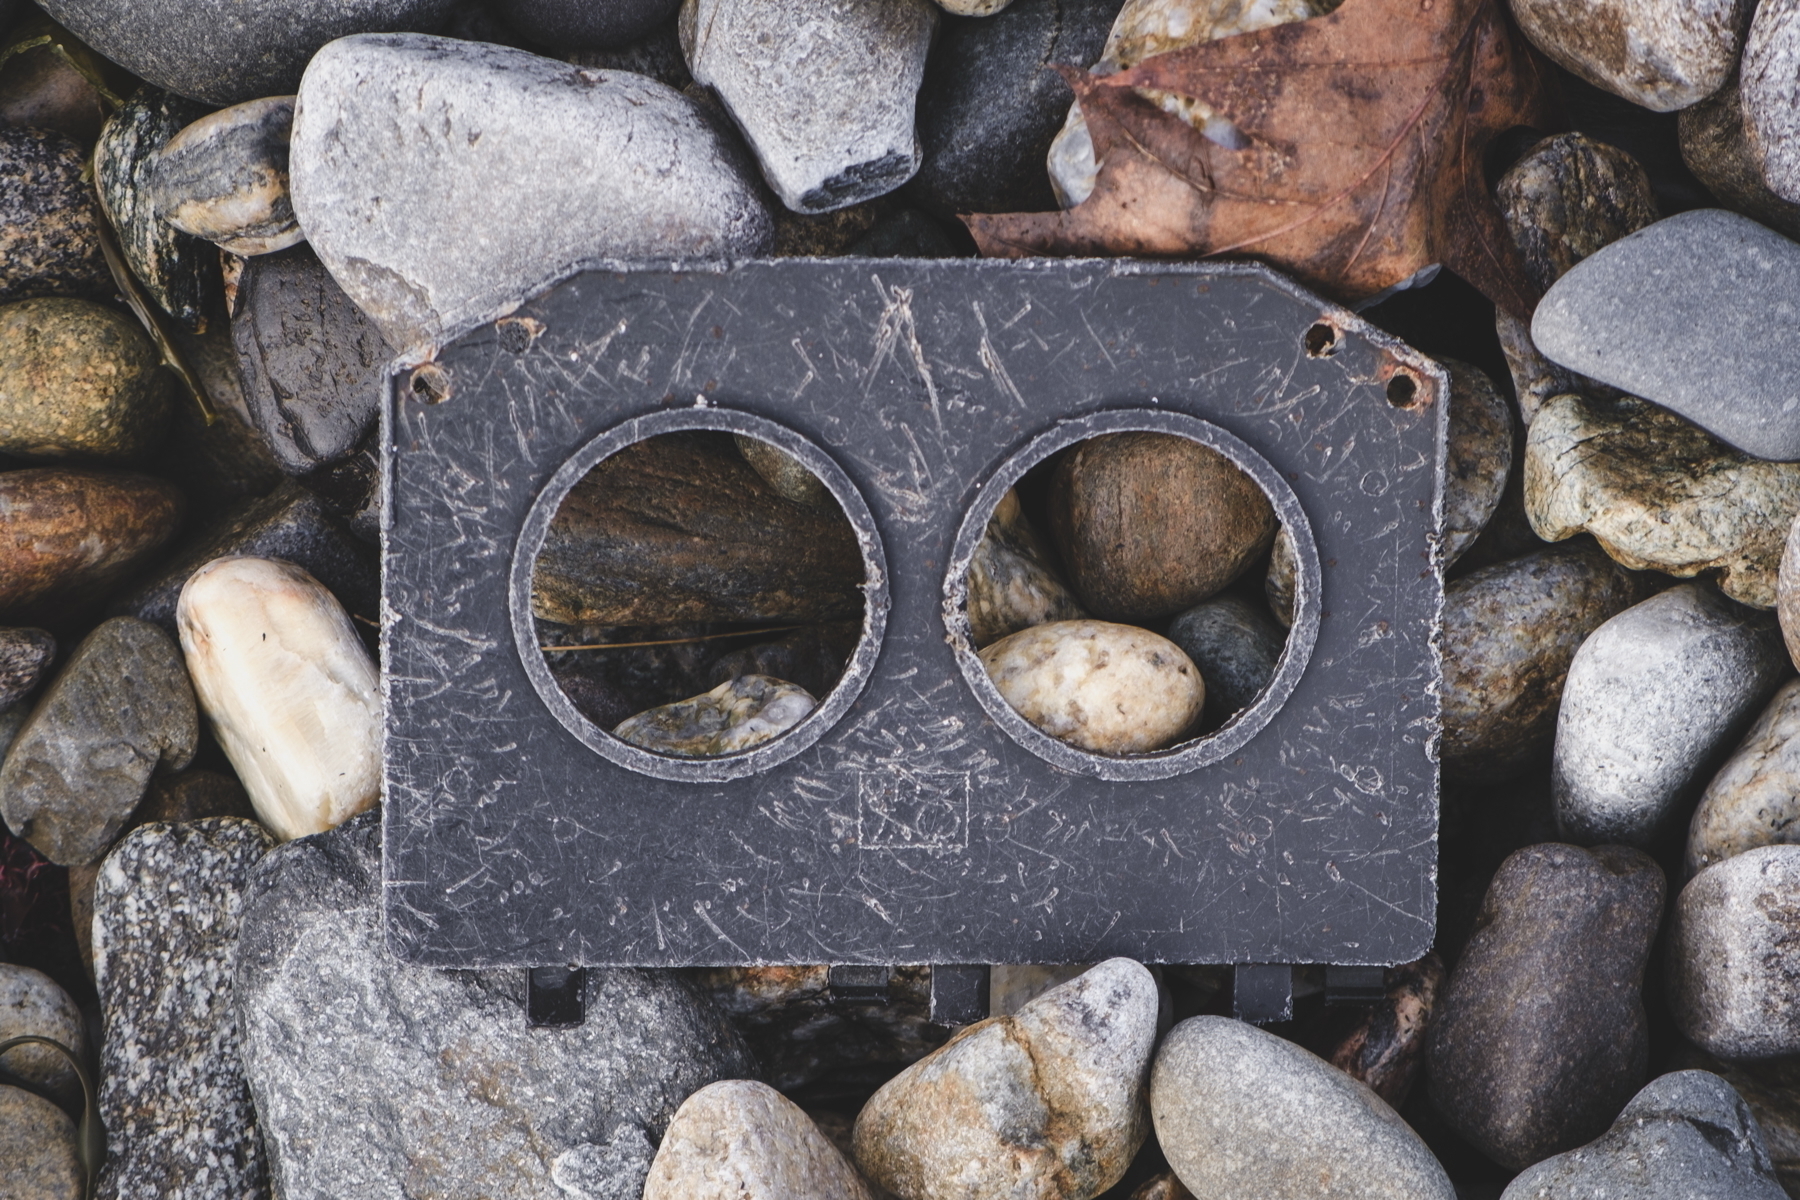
[411,363,452,404]
[1386,371,1419,408]
[1304,322,1338,357]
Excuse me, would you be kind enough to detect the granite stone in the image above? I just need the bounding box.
[1681,74,1800,243]
[0,126,109,305]
[1743,0,1800,207]
[964,487,1085,648]
[1784,512,1800,670]
[0,1083,83,1200]
[0,298,174,463]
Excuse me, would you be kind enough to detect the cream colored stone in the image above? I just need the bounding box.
[1687,678,1800,878]
[176,556,380,842]
[644,1080,874,1200]
[937,0,1012,11]
[1047,0,1330,207]
[614,674,816,757]
[965,488,1085,648]
[980,620,1203,754]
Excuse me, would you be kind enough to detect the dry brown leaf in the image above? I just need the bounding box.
[966,0,1559,317]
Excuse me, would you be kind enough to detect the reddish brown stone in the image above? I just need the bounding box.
[0,468,184,625]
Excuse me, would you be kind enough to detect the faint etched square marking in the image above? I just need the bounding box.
[859,772,970,851]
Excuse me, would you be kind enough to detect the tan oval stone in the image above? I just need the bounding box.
[613,674,816,757]
[1686,678,1800,878]
[980,619,1203,754]
[0,297,173,462]
[964,487,1085,648]
[0,467,184,623]
[644,1079,874,1200]
[1524,394,1800,608]
[177,556,380,842]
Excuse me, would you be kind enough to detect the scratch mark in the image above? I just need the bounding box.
[974,301,1027,411]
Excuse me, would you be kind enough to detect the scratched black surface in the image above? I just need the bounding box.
[381,258,1446,968]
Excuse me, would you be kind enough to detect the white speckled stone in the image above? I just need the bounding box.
[1152,1015,1455,1199]
[1554,583,1789,847]
[1508,0,1749,112]
[614,674,816,757]
[644,1080,874,1200]
[854,959,1159,1200]
[177,556,380,842]
[290,34,775,355]
[680,0,938,213]
[1670,846,1800,1060]
[1687,679,1800,877]
[980,619,1203,753]
[965,488,1085,648]
[0,964,86,1112]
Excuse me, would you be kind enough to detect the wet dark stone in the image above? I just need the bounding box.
[1166,593,1285,729]
[1304,954,1444,1112]
[1426,842,1665,1170]
[0,126,109,304]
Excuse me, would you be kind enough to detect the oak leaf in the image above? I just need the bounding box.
[965,0,1558,318]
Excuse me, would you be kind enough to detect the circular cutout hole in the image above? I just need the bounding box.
[410,362,452,404]
[1304,322,1338,357]
[1386,370,1419,408]
[514,413,886,780]
[947,413,1318,780]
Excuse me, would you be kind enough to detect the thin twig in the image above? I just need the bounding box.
[542,625,805,652]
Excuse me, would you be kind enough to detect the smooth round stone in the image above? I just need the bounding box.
[1687,679,1800,877]
[496,0,680,47]
[0,626,54,710]
[644,1080,874,1200]
[964,487,1085,648]
[1425,843,1665,1169]
[1500,1070,1787,1200]
[177,556,381,842]
[0,616,199,865]
[1743,0,1800,206]
[1440,541,1643,780]
[1509,0,1748,112]
[149,96,301,256]
[679,0,938,214]
[1553,582,1789,847]
[0,468,184,624]
[1166,594,1283,728]
[979,619,1203,754]
[1680,74,1800,243]
[0,126,109,305]
[0,298,174,462]
[855,959,1159,1200]
[0,1083,83,1200]
[34,0,460,106]
[95,87,217,332]
[1265,524,1296,628]
[1442,358,1512,565]
[1049,432,1275,622]
[734,435,828,507]
[614,674,817,757]
[1525,394,1800,610]
[1153,1016,1455,1200]
[0,963,87,1111]
[291,34,775,357]
[1670,845,1800,1060]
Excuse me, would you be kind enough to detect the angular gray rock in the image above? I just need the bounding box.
[94,87,216,332]
[680,0,938,214]
[34,0,460,106]
[1669,846,1800,1060]
[496,0,681,48]
[1507,0,1749,112]
[1743,0,1800,208]
[854,959,1158,1200]
[1426,843,1665,1169]
[644,1080,875,1200]
[149,96,301,256]
[1553,583,1789,847]
[1533,210,1800,462]
[0,126,110,305]
[94,818,275,1200]
[1686,678,1800,877]
[1166,594,1284,729]
[1501,1071,1787,1200]
[1441,542,1645,780]
[0,963,87,1111]
[1153,1015,1455,1199]
[290,34,775,356]
[0,617,199,865]
[235,810,755,1200]
[0,1083,83,1200]
[0,626,54,710]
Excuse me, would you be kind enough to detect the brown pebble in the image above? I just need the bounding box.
[0,296,174,462]
[0,468,185,624]
[1325,954,1444,1109]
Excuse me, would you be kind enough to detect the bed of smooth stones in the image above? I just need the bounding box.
[6,0,1800,1198]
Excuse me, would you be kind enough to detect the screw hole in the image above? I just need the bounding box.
[1386,371,1419,408]
[1304,322,1337,357]
[411,363,452,404]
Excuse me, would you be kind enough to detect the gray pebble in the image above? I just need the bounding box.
[1669,845,1800,1060]
[1686,678,1800,878]
[0,963,87,1111]
[0,617,199,865]
[1426,843,1665,1170]
[34,0,459,106]
[1743,0,1800,207]
[1553,583,1789,847]
[1442,357,1512,564]
[1153,1015,1455,1199]
[0,126,110,305]
[1508,0,1749,111]
[94,818,275,1200]
[1166,594,1283,728]
[1680,73,1800,243]
[0,1083,83,1200]
[290,34,775,356]
[1532,210,1800,464]
[149,96,301,257]
[680,0,938,214]
[1500,1070,1786,1200]
[236,810,755,1200]
[0,626,54,710]
[1667,1049,1800,1196]
[1441,541,1645,780]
